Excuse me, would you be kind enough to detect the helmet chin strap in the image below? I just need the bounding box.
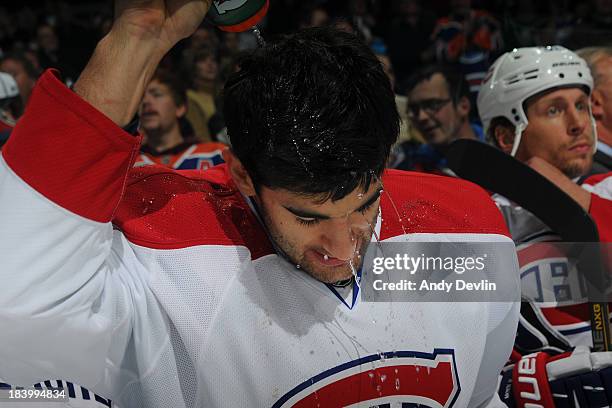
[510,123,525,157]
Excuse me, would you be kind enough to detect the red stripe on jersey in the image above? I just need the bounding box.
[380,169,510,240]
[583,172,612,186]
[589,193,612,242]
[116,164,275,259]
[2,70,142,223]
[517,243,567,266]
[540,303,590,325]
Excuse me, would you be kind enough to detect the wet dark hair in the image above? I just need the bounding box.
[223,27,399,201]
[404,64,469,105]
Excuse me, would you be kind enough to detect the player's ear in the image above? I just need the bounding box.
[223,149,256,196]
[494,124,515,155]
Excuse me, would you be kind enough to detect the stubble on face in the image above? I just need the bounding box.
[256,198,379,284]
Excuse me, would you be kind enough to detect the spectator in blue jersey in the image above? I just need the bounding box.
[395,64,483,174]
[136,69,226,170]
[429,0,503,119]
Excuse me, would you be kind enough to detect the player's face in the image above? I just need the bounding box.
[521,87,594,178]
[407,73,462,145]
[0,59,35,105]
[139,80,184,134]
[256,183,382,284]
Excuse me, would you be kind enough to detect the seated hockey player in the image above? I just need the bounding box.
[477,46,612,406]
[135,68,226,170]
[0,0,520,406]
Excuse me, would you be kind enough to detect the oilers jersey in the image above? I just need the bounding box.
[134,140,226,170]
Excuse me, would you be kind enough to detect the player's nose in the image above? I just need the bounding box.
[321,219,358,261]
[567,106,587,137]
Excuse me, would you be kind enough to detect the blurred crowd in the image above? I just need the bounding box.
[1,0,612,171]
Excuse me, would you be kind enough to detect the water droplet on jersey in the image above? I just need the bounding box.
[395,378,401,390]
[349,260,361,289]
[394,368,399,374]
[368,372,374,379]
[380,374,387,382]
[383,190,408,235]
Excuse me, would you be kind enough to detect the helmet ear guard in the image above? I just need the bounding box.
[477,46,597,157]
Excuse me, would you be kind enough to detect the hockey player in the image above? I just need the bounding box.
[478,46,612,405]
[135,68,226,170]
[0,0,519,406]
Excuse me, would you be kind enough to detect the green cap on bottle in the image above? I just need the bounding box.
[206,0,269,32]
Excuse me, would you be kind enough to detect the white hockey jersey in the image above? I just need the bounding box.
[0,71,520,408]
[495,173,612,348]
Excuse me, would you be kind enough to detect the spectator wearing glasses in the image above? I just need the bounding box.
[406,64,483,146]
[392,64,483,174]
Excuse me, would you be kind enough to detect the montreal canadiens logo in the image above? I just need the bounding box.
[273,349,460,408]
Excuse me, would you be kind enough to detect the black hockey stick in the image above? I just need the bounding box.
[446,139,611,351]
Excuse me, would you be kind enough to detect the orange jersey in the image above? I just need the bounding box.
[135,141,227,170]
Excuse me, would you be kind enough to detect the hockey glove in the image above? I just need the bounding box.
[499,346,612,407]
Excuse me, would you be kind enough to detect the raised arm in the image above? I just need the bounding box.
[75,0,211,126]
[0,0,210,392]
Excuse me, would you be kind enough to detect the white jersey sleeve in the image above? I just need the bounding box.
[0,72,142,396]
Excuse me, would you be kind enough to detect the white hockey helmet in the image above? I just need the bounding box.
[0,72,19,100]
[477,46,595,156]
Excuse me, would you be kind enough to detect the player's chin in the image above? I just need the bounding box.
[306,263,354,284]
[563,156,592,178]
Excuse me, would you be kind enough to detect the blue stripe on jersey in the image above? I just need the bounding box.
[67,381,75,398]
[272,348,459,408]
[559,325,592,335]
[95,394,112,407]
